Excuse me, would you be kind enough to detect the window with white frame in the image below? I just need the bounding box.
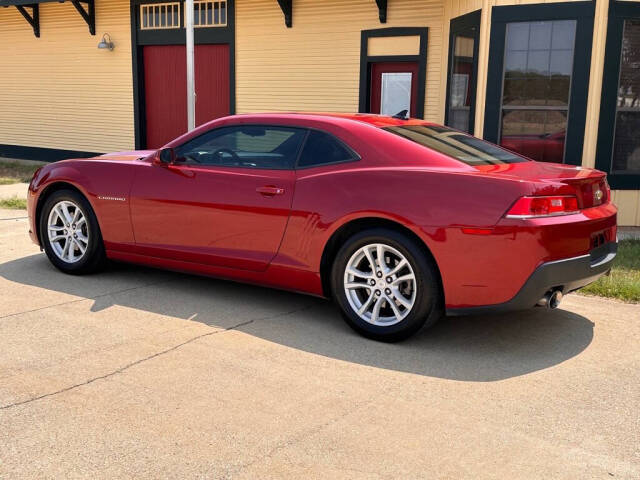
[140,2,181,30]
[139,1,227,30]
[193,1,227,27]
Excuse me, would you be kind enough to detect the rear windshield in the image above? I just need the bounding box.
[384,125,528,165]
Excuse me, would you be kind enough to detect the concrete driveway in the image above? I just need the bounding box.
[1,208,639,479]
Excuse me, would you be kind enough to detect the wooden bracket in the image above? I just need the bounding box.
[375,0,387,23]
[276,0,291,28]
[15,4,39,38]
[70,0,95,35]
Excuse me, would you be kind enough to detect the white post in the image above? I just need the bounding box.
[185,0,195,131]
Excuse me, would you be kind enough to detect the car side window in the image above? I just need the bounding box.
[174,125,306,169]
[297,130,357,168]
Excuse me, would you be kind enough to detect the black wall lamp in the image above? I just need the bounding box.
[97,33,114,51]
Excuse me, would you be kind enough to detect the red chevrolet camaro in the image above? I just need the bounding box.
[27,113,617,341]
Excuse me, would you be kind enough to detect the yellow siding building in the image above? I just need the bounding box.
[0,0,639,224]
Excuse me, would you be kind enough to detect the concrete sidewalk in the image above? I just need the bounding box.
[1,209,639,479]
[0,182,28,200]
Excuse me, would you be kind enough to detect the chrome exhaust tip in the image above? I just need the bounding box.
[548,290,563,309]
[537,290,563,309]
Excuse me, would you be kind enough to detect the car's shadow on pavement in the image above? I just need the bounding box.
[1,254,595,382]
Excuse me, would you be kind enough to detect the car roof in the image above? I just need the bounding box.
[229,112,436,128]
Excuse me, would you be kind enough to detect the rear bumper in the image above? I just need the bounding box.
[447,241,617,316]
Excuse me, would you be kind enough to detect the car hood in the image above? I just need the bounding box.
[92,150,155,162]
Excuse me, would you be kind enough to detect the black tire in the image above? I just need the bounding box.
[331,228,442,342]
[39,189,107,274]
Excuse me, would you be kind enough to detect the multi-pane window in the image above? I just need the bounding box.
[193,1,227,27]
[140,3,180,30]
[499,20,576,163]
[612,19,640,173]
[139,1,227,30]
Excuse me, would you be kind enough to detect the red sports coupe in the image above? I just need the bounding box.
[27,113,617,341]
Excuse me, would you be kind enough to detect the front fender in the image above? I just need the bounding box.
[29,160,137,249]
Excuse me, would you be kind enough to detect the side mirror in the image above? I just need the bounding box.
[158,147,175,164]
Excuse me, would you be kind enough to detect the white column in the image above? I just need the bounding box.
[185,0,195,131]
[581,0,610,169]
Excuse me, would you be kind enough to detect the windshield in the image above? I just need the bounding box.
[384,125,528,165]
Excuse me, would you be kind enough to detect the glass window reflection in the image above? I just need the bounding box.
[500,20,576,162]
[612,19,640,173]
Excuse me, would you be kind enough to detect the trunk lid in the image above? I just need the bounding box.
[474,161,610,209]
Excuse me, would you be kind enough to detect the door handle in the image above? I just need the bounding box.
[256,185,285,196]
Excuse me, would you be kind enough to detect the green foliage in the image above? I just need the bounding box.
[581,240,640,303]
[0,196,27,210]
[0,160,45,184]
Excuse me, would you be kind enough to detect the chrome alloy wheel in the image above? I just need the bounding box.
[343,243,417,326]
[47,200,89,264]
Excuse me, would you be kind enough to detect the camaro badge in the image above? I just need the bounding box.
[594,189,603,202]
[98,195,126,202]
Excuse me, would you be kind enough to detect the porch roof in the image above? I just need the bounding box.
[0,0,95,37]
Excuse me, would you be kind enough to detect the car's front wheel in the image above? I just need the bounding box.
[39,189,106,274]
[331,228,442,342]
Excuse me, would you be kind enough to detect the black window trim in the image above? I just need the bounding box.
[444,9,481,135]
[483,2,595,167]
[359,27,429,119]
[172,123,361,171]
[594,1,640,190]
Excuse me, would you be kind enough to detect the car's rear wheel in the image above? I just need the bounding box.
[39,189,106,274]
[331,228,442,342]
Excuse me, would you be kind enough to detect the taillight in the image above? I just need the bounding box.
[505,195,579,218]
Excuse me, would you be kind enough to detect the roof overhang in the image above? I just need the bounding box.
[1,0,95,37]
[1,0,63,6]
[273,0,387,28]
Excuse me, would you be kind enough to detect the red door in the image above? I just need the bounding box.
[194,44,230,126]
[143,44,230,148]
[370,62,419,117]
[143,45,186,149]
